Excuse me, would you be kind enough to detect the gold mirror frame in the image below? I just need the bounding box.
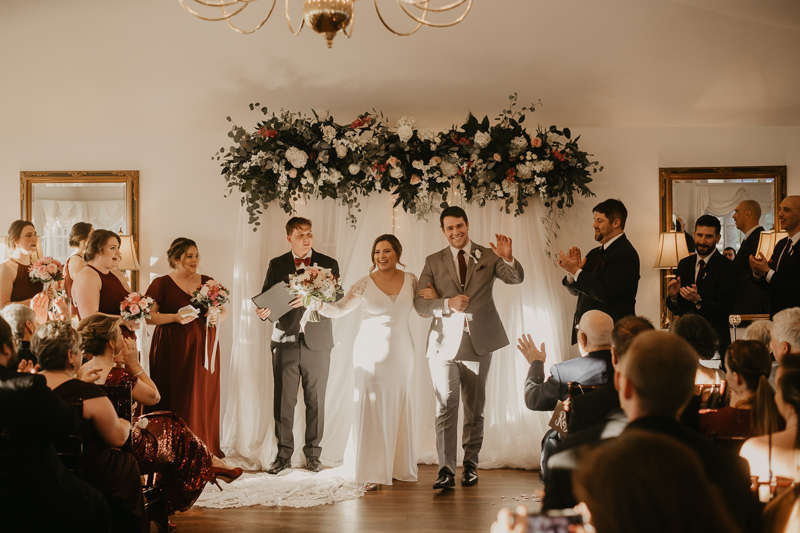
[658,165,787,329]
[20,171,140,291]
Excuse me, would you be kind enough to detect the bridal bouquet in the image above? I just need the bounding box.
[29,257,64,285]
[120,292,154,321]
[287,264,343,323]
[191,279,230,373]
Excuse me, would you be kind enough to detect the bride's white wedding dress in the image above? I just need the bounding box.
[320,270,419,485]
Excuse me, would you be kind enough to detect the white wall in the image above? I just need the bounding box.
[1,125,797,412]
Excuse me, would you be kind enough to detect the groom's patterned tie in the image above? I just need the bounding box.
[458,250,467,288]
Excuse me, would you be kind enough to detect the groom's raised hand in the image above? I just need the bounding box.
[490,234,514,263]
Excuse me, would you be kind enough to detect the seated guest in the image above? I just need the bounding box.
[0,303,38,364]
[76,314,241,517]
[745,319,778,386]
[739,356,800,503]
[770,308,800,365]
[568,315,654,434]
[572,430,743,533]
[544,332,760,533]
[0,316,109,533]
[700,340,781,439]
[519,310,614,481]
[33,320,146,533]
[670,314,725,384]
[666,214,735,357]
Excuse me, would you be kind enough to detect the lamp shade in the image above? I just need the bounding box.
[756,230,789,261]
[117,235,140,271]
[654,232,691,269]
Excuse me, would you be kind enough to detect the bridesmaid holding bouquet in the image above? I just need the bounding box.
[145,238,227,456]
[0,220,43,307]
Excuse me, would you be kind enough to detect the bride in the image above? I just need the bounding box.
[319,234,436,490]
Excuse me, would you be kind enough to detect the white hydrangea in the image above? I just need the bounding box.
[389,166,403,179]
[440,161,458,177]
[322,125,337,143]
[417,129,437,143]
[348,164,361,175]
[397,115,416,129]
[502,179,519,195]
[474,131,491,149]
[314,108,330,122]
[335,143,348,158]
[509,136,528,157]
[285,147,308,169]
[397,125,414,143]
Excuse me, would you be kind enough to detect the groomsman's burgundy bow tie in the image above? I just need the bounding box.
[295,257,311,268]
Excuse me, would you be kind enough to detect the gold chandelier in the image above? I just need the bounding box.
[178,0,473,48]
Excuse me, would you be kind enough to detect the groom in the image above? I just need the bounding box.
[255,217,340,474]
[415,206,524,489]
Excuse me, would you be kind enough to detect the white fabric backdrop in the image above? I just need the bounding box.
[220,194,571,471]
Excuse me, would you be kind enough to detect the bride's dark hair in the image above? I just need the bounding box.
[369,234,404,272]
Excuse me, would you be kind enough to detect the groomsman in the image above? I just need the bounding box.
[750,195,800,317]
[559,199,640,345]
[255,217,340,474]
[667,215,735,357]
[415,206,524,490]
[730,200,769,314]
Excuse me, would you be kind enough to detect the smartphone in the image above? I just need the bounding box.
[527,509,584,533]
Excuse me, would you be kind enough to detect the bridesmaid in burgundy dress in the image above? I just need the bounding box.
[72,229,139,341]
[0,220,43,307]
[64,222,93,317]
[145,238,227,456]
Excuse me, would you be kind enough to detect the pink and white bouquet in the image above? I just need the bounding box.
[28,257,64,285]
[191,279,230,324]
[120,292,154,321]
[287,264,343,323]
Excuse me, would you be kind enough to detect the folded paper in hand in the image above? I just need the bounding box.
[251,283,294,323]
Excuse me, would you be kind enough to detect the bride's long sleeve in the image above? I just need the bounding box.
[318,276,368,318]
[410,273,431,318]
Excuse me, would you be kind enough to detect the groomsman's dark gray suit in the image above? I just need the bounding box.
[261,249,339,462]
[414,241,523,476]
[730,226,769,314]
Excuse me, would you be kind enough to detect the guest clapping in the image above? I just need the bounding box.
[0,220,42,307]
[72,229,139,339]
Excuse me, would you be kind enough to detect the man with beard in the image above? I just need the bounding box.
[559,199,640,345]
[667,214,735,357]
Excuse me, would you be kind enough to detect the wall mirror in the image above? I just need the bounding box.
[20,171,140,290]
[658,166,787,329]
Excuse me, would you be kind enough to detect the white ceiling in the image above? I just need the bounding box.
[1,0,799,134]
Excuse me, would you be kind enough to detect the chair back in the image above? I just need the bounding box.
[99,382,133,451]
[55,401,84,473]
[695,381,728,409]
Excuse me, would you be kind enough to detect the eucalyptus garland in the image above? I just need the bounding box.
[216,94,602,232]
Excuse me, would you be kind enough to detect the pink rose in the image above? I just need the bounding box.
[46,263,58,275]
[129,304,141,315]
[531,137,542,148]
[37,266,48,277]
[387,156,399,168]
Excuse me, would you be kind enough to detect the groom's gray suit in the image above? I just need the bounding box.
[414,241,523,474]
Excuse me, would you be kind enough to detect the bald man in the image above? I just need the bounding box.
[751,195,800,317]
[731,200,769,314]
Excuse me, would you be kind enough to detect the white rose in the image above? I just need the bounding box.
[389,166,403,179]
[322,125,337,143]
[396,115,416,129]
[397,125,414,143]
[474,131,491,149]
[440,161,458,177]
[546,131,560,145]
[412,160,424,170]
[335,144,348,158]
[348,164,361,175]
[314,108,330,122]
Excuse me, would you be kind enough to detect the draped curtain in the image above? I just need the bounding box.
[220,194,570,471]
[31,199,126,261]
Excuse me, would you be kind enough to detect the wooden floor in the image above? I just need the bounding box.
[171,465,542,533]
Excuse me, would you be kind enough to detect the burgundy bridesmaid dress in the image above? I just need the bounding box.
[145,274,222,456]
[83,264,136,341]
[64,254,81,316]
[9,260,42,303]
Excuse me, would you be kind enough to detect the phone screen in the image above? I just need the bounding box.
[526,510,583,533]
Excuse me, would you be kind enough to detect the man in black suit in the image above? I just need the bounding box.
[255,217,340,474]
[731,200,769,314]
[543,331,761,533]
[0,316,109,532]
[750,195,800,317]
[666,214,734,357]
[518,310,614,482]
[567,315,654,434]
[559,199,640,344]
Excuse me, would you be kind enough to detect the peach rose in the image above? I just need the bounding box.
[411,175,421,185]
[531,137,542,148]
[493,153,502,162]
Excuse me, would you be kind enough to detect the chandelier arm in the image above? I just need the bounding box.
[218,0,277,34]
[399,0,472,28]
[186,0,254,8]
[374,0,425,36]
[342,6,355,38]
[398,0,469,14]
[178,0,250,22]
[284,0,305,36]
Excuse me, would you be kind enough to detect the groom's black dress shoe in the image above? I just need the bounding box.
[461,464,479,486]
[433,470,455,489]
[268,457,291,475]
[307,458,323,473]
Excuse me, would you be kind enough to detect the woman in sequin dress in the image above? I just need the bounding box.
[75,314,241,515]
[0,220,44,307]
[72,229,140,341]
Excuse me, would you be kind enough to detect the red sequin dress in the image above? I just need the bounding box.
[9,259,41,303]
[106,367,216,514]
[145,274,222,456]
[83,264,136,341]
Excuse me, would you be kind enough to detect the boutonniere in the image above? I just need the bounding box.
[470,249,482,263]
